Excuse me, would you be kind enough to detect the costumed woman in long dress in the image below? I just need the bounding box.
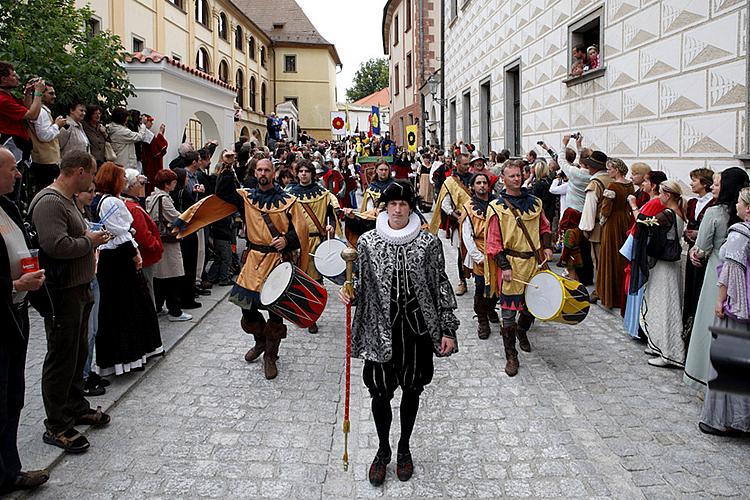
[93,163,163,376]
[622,171,667,337]
[639,180,686,368]
[596,158,633,310]
[682,168,716,342]
[684,167,750,390]
[699,186,750,436]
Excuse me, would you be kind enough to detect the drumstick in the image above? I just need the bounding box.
[512,277,539,289]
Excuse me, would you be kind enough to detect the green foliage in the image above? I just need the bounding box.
[345,58,389,103]
[0,0,135,117]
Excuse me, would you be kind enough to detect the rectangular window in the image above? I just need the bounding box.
[567,7,604,82]
[86,18,100,37]
[394,64,400,95]
[400,116,405,145]
[284,55,297,73]
[462,90,471,143]
[504,60,521,156]
[480,78,491,154]
[405,0,412,31]
[449,99,457,144]
[132,36,144,53]
[185,118,203,147]
[406,53,412,88]
[284,96,299,109]
[394,15,399,45]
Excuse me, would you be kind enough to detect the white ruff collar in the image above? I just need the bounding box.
[376,211,421,245]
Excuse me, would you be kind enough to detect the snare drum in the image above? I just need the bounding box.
[260,262,328,328]
[313,238,348,285]
[524,270,590,325]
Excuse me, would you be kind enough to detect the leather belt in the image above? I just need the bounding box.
[309,232,322,238]
[247,242,278,254]
[504,249,535,259]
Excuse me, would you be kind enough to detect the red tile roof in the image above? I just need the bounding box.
[231,0,341,66]
[125,50,237,92]
[353,88,390,107]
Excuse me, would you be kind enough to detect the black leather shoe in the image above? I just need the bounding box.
[396,451,414,481]
[368,452,391,486]
[182,301,202,310]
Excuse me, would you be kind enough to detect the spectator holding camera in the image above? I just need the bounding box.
[27,82,66,196]
[31,150,112,454]
[58,100,90,157]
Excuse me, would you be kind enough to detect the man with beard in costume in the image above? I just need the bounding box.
[460,172,499,339]
[429,152,473,295]
[338,181,458,486]
[286,159,339,333]
[361,159,395,212]
[176,157,310,380]
[484,160,553,376]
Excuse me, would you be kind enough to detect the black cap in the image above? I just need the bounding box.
[379,181,417,209]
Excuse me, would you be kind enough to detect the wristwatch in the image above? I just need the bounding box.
[11,281,17,294]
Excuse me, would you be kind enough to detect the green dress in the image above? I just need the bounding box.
[683,206,729,390]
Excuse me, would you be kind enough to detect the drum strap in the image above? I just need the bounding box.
[261,212,282,238]
[500,198,545,268]
[301,202,327,236]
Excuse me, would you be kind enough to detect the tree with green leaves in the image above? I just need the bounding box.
[345,57,389,103]
[0,0,134,117]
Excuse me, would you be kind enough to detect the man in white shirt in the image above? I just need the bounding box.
[28,84,65,194]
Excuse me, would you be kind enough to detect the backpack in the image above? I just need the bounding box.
[646,209,682,262]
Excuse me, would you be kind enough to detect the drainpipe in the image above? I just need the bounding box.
[744,0,750,162]
[418,0,425,145]
[440,0,445,147]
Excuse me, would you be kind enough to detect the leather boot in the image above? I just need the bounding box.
[517,328,531,352]
[501,325,519,377]
[263,322,287,380]
[487,296,500,324]
[241,317,266,362]
[455,281,467,296]
[474,296,490,340]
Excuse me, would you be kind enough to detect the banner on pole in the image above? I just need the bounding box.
[371,106,381,136]
[406,124,418,152]
[330,111,346,135]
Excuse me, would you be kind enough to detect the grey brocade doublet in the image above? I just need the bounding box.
[351,229,460,363]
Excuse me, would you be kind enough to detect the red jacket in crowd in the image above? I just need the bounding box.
[124,198,163,267]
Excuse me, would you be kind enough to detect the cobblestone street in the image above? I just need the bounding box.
[13,240,750,499]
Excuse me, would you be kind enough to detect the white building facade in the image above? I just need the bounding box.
[442,0,750,180]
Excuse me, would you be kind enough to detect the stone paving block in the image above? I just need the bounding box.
[9,239,750,499]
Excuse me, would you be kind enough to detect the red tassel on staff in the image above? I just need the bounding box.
[341,247,357,470]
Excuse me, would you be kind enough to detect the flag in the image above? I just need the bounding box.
[406,124,418,152]
[345,103,350,134]
[330,111,346,135]
[371,106,381,135]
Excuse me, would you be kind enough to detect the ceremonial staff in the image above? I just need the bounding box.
[340,246,357,471]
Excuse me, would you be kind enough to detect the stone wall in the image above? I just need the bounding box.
[443,0,748,181]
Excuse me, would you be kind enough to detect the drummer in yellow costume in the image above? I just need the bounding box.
[173,157,309,380]
[429,152,472,295]
[460,172,500,340]
[484,160,553,377]
[361,159,396,212]
[286,159,340,334]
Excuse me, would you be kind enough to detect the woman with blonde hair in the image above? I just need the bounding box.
[639,179,686,367]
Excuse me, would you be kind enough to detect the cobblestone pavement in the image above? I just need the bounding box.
[14,239,750,499]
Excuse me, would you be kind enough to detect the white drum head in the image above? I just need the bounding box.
[314,239,348,278]
[260,262,293,306]
[525,271,564,320]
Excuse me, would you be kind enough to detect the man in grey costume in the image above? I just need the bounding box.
[339,181,459,486]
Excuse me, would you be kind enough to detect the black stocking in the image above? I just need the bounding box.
[371,396,392,456]
[398,390,420,454]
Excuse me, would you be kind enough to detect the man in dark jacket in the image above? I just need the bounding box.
[0,146,50,494]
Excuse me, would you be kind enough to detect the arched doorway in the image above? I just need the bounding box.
[240,126,250,140]
[181,111,220,153]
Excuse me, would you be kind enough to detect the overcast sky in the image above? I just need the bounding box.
[295,0,388,102]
